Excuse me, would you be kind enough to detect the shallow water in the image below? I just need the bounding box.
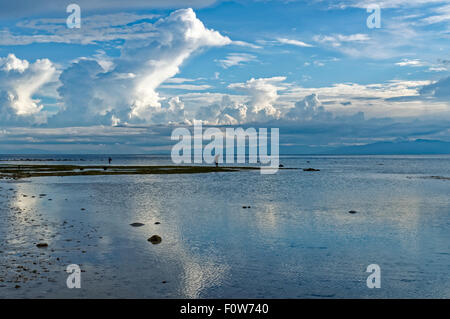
[0,155,449,298]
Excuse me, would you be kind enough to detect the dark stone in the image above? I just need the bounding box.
[36,243,48,248]
[130,222,145,227]
[154,222,161,225]
[303,168,320,172]
[348,210,357,214]
[279,164,284,168]
[148,235,162,244]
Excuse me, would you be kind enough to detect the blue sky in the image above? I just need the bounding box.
[0,0,449,153]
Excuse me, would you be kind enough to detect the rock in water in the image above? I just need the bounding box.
[303,168,320,172]
[148,235,162,244]
[348,210,357,214]
[36,243,48,248]
[130,222,145,227]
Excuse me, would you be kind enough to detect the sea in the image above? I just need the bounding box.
[0,154,449,298]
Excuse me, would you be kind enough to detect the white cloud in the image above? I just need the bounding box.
[277,38,314,47]
[0,0,218,18]
[192,77,287,124]
[285,80,431,100]
[232,40,262,49]
[1,3,447,128]
[53,8,231,125]
[395,59,425,67]
[281,79,450,119]
[1,9,233,47]
[286,94,332,121]
[159,84,212,90]
[335,0,448,9]
[314,33,370,47]
[191,77,450,125]
[312,25,430,59]
[228,77,286,122]
[0,54,29,72]
[0,54,56,123]
[164,77,198,84]
[428,67,448,72]
[195,95,248,125]
[151,96,191,125]
[421,4,450,24]
[0,13,161,46]
[395,59,448,72]
[218,53,257,68]
[314,61,325,67]
[127,8,230,120]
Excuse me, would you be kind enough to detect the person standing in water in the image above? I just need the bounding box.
[214,154,220,167]
[108,157,112,165]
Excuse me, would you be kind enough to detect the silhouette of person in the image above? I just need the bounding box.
[214,154,219,167]
[108,157,112,164]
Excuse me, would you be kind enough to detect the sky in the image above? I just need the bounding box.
[0,0,449,154]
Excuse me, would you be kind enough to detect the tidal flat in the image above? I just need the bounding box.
[0,164,264,179]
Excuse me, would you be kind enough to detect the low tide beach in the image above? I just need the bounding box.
[0,155,449,298]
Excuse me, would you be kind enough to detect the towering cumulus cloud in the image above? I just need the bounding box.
[0,54,55,124]
[54,8,231,126]
[287,93,332,121]
[227,77,285,122]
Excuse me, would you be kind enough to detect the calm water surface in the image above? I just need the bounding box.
[0,155,449,298]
